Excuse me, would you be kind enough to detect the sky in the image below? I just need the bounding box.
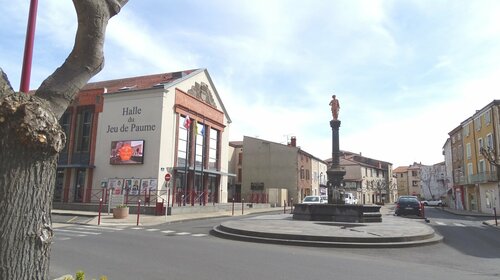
[1,0,500,168]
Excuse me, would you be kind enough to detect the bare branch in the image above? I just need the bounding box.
[480,147,500,167]
[35,0,128,118]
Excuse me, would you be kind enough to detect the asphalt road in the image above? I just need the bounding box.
[49,209,500,280]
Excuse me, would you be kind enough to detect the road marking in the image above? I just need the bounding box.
[191,233,208,237]
[131,227,143,230]
[454,223,466,227]
[56,237,72,241]
[162,230,175,234]
[146,228,160,232]
[175,232,191,236]
[66,216,79,223]
[77,225,123,231]
[55,229,101,235]
[435,221,446,226]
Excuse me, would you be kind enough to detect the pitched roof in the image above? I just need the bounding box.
[84,69,199,93]
[393,166,409,173]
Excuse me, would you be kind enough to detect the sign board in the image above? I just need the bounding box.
[165,173,171,182]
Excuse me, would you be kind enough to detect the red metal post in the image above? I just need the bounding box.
[421,202,425,219]
[97,198,103,226]
[136,200,141,226]
[20,0,38,93]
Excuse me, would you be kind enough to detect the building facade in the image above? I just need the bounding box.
[235,136,327,204]
[54,69,233,208]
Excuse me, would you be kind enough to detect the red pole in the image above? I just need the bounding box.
[20,0,38,93]
[494,207,497,226]
[136,200,141,226]
[97,198,103,226]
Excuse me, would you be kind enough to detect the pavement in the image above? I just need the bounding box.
[51,204,499,248]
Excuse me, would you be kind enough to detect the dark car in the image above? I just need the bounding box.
[395,196,422,216]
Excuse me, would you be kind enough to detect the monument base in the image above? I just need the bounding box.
[293,204,382,223]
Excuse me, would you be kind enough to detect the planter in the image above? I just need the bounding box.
[113,207,129,219]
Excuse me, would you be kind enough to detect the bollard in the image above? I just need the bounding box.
[284,200,286,214]
[242,198,245,215]
[137,200,141,226]
[98,198,103,226]
[232,198,235,216]
[494,207,498,226]
[290,198,294,214]
[421,202,425,219]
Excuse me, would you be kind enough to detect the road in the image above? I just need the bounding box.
[49,208,500,280]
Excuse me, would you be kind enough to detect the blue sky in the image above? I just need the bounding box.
[1,0,499,167]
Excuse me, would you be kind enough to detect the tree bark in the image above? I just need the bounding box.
[0,1,127,279]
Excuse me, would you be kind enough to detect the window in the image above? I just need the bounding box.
[60,111,72,155]
[478,160,485,174]
[74,108,93,152]
[474,117,481,131]
[300,166,304,180]
[208,128,219,170]
[485,110,491,125]
[466,143,471,159]
[194,122,205,169]
[238,153,242,165]
[412,171,417,177]
[486,134,493,149]
[467,163,473,176]
[306,169,310,180]
[237,168,242,183]
[464,124,470,136]
[176,116,188,167]
[478,138,484,152]
[412,180,418,186]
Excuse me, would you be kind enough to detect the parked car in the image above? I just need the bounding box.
[343,192,358,204]
[395,196,422,216]
[302,195,327,204]
[421,199,444,206]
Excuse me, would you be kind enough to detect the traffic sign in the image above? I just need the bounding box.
[164,173,171,182]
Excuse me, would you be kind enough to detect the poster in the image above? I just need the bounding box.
[108,178,124,195]
[140,179,150,194]
[130,179,140,195]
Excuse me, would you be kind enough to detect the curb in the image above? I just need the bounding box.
[210,225,443,248]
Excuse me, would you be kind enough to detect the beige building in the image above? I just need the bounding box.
[234,136,327,204]
[394,162,424,198]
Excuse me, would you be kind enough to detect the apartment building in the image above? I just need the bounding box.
[393,162,424,198]
[445,100,500,213]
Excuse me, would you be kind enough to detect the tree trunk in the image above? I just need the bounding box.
[0,1,127,278]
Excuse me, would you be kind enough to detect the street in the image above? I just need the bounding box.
[49,209,500,280]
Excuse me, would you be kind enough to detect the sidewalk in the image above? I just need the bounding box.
[52,206,283,227]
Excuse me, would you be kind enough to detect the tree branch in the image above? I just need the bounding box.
[35,0,128,118]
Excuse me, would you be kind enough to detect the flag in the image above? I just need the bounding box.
[200,124,205,136]
[183,115,191,129]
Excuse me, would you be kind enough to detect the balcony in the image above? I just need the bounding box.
[471,172,498,183]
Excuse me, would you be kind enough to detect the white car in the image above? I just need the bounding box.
[302,195,327,204]
[421,199,444,206]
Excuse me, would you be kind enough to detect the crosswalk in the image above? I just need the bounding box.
[53,225,208,241]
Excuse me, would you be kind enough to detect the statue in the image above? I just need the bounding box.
[329,95,340,120]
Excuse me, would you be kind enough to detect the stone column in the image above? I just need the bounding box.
[327,120,346,204]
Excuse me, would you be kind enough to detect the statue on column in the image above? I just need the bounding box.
[329,94,340,120]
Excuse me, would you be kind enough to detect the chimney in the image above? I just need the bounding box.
[290,136,297,147]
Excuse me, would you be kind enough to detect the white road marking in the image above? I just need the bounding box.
[162,230,175,234]
[131,227,143,230]
[76,225,123,231]
[191,233,208,237]
[454,223,466,227]
[55,229,101,235]
[435,221,446,226]
[175,232,191,236]
[146,228,160,232]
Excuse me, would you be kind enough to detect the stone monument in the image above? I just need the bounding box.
[292,94,382,222]
[327,95,346,204]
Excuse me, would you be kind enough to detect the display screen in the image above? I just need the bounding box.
[110,140,145,165]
